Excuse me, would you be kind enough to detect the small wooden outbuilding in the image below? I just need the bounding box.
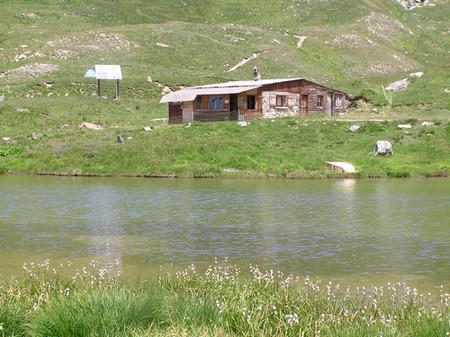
[160,74,347,124]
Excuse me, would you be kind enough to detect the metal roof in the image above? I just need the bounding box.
[160,77,346,103]
[160,85,259,103]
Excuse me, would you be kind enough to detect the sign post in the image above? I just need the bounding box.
[95,65,122,99]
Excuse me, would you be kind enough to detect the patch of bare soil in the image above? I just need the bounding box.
[41,31,140,60]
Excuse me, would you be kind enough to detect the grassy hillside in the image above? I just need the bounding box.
[0,0,449,177]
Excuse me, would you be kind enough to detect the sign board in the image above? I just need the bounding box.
[95,65,122,80]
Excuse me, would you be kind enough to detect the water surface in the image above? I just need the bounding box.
[0,175,448,290]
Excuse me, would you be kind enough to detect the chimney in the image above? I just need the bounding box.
[253,66,261,81]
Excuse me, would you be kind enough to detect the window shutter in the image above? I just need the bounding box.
[270,94,276,107]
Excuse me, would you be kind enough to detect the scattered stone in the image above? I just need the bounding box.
[397,0,431,10]
[0,95,5,102]
[14,54,28,62]
[294,35,307,48]
[21,13,38,19]
[397,124,412,129]
[237,121,248,127]
[117,135,125,143]
[421,121,434,127]
[348,125,361,133]
[146,76,152,83]
[156,42,170,48]
[410,71,424,78]
[80,122,103,130]
[2,137,11,142]
[373,140,394,157]
[385,78,409,91]
[9,63,59,78]
[144,126,152,131]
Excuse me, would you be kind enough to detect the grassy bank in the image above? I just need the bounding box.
[0,97,448,178]
[1,259,448,337]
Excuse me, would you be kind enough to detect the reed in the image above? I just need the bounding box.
[0,259,448,337]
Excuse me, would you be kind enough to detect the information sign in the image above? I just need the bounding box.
[95,65,122,80]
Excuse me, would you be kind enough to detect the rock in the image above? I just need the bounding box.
[421,121,434,127]
[410,72,424,78]
[373,140,393,157]
[385,78,409,91]
[117,135,125,143]
[326,162,357,173]
[2,137,11,142]
[237,121,248,127]
[80,122,103,130]
[397,124,412,129]
[144,126,152,131]
[348,125,361,133]
[0,95,5,102]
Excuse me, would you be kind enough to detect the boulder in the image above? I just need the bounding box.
[385,78,409,91]
[373,141,393,157]
[397,124,412,129]
[410,72,424,78]
[348,125,361,133]
[326,162,357,173]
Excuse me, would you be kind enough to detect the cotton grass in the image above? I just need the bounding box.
[0,258,448,337]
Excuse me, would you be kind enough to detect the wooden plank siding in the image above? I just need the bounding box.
[165,78,346,123]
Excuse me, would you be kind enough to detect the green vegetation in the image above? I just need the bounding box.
[1,259,448,337]
[0,0,449,178]
[0,102,448,177]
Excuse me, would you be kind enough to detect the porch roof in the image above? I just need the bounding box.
[160,85,259,103]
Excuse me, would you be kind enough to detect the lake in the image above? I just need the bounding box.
[0,175,448,291]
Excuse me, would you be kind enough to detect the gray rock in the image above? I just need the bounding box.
[373,141,394,157]
[348,125,361,133]
[397,124,412,129]
[385,78,409,91]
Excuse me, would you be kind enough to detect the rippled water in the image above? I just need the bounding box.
[0,175,448,290]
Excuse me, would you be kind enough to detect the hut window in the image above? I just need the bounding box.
[196,96,202,110]
[208,95,223,110]
[334,94,343,108]
[247,95,256,110]
[317,95,324,108]
[276,95,288,107]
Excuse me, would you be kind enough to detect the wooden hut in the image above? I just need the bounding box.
[160,74,347,124]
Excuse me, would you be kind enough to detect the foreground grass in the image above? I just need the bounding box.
[0,259,448,337]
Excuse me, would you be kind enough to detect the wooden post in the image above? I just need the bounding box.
[97,79,101,96]
[115,80,118,98]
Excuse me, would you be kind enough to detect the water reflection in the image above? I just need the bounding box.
[86,185,123,274]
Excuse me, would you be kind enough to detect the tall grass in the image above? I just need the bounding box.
[1,259,448,337]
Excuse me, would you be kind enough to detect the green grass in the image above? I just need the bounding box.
[0,103,448,178]
[1,259,448,337]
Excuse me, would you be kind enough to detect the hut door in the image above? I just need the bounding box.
[301,94,308,116]
[230,94,238,120]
